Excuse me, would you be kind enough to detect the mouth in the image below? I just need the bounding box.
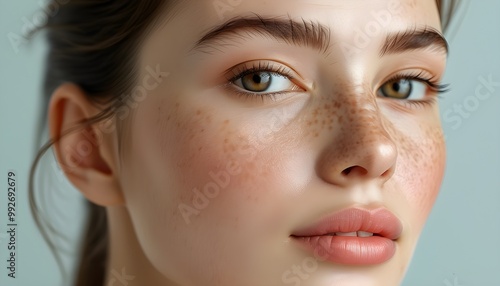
[290,207,402,265]
[323,231,380,237]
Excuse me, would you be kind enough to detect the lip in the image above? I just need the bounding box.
[290,207,403,265]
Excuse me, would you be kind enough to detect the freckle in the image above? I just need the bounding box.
[314,119,318,124]
[201,128,205,132]
[198,146,203,151]
[205,115,211,123]
[307,121,312,126]
[224,138,229,144]
[224,119,230,124]
[328,126,333,130]
[314,132,319,137]
[175,102,180,108]
[329,118,334,124]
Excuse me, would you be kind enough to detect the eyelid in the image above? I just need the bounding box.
[223,60,307,87]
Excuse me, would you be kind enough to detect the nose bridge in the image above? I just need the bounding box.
[341,94,388,144]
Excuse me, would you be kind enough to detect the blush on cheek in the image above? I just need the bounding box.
[396,126,446,220]
[156,102,273,220]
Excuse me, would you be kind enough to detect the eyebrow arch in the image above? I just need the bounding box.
[192,14,331,54]
[380,27,449,57]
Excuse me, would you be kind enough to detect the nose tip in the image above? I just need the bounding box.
[340,142,397,179]
[318,129,398,187]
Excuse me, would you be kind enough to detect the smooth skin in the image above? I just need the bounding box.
[49,0,447,285]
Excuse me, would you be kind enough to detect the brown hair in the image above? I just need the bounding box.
[28,1,460,285]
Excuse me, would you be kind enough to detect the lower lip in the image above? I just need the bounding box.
[292,235,397,265]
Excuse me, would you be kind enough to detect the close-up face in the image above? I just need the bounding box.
[109,0,447,285]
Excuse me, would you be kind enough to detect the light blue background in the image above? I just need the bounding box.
[1,1,499,285]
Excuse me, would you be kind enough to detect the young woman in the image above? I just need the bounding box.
[29,0,459,285]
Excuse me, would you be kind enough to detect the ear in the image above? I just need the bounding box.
[49,83,124,206]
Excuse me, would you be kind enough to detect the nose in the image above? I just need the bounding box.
[317,98,397,187]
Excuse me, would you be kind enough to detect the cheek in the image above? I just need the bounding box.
[156,93,309,222]
[121,99,266,283]
[139,99,308,284]
[393,122,446,222]
[164,103,299,224]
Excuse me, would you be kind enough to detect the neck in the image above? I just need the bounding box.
[104,206,178,286]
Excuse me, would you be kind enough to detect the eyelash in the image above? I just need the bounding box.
[225,62,450,106]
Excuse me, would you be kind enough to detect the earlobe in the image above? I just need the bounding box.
[49,83,125,206]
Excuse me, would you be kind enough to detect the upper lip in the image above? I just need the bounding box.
[291,207,403,240]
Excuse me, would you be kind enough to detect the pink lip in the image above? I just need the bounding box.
[291,207,403,265]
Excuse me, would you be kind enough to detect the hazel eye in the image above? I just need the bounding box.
[240,72,272,92]
[378,78,427,100]
[233,72,296,93]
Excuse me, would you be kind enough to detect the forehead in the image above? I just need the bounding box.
[139,0,442,66]
[177,0,441,29]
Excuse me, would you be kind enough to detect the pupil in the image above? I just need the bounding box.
[253,74,263,84]
[242,72,271,91]
[393,82,401,92]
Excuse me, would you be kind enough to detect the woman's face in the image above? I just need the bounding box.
[118,0,446,285]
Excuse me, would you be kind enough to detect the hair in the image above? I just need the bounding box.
[28,1,461,285]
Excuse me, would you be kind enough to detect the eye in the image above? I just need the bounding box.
[225,61,303,100]
[240,72,272,92]
[378,78,427,100]
[233,71,298,94]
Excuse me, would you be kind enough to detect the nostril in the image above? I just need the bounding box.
[342,167,354,175]
[342,166,368,176]
[381,167,393,178]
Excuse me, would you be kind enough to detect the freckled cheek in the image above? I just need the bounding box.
[165,115,299,229]
[164,115,265,207]
[396,134,446,222]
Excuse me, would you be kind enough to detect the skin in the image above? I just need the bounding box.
[49,0,447,285]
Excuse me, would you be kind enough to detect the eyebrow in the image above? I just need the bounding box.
[380,26,448,56]
[192,15,448,57]
[192,14,331,54]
